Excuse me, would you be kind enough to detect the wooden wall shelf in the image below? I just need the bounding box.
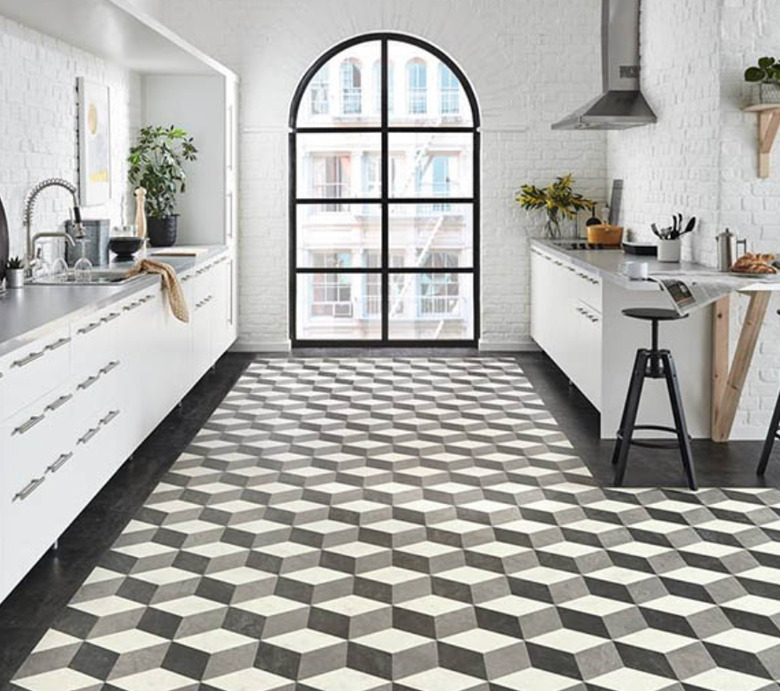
[743,103,780,178]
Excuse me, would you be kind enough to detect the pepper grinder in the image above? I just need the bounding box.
[134,187,147,240]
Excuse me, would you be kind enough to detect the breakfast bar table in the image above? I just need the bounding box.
[530,239,780,441]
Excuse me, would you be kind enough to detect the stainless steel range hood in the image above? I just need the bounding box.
[552,0,656,131]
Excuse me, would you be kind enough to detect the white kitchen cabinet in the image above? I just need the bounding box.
[530,241,711,440]
[0,250,235,602]
[530,246,603,409]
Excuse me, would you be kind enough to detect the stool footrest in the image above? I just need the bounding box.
[616,425,691,451]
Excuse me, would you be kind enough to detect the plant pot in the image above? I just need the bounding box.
[6,268,24,288]
[147,215,178,247]
[657,238,681,263]
[752,83,780,105]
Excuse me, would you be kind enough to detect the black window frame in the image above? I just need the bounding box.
[289,32,480,347]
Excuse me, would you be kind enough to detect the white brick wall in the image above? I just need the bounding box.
[0,15,141,262]
[151,0,608,351]
[608,0,780,438]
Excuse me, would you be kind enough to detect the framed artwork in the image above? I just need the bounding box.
[78,78,111,206]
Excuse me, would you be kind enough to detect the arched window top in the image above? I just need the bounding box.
[292,33,478,128]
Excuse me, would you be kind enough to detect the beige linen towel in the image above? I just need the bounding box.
[126,259,190,323]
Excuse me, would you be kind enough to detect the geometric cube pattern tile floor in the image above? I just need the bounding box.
[10,358,780,691]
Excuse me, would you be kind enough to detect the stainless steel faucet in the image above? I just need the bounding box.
[24,178,85,267]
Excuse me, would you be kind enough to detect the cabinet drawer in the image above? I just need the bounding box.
[70,305,125,378]
[72,357,122,425]
[572,267,601,312]
[1,329,71,419]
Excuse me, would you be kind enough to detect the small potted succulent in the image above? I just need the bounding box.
[745,56,780,105]
[5,256,24,288]
[128,125,198,247]
[516,174,595,239]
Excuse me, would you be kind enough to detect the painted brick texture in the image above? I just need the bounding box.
[152,0,608,351]
[0,16,140,261]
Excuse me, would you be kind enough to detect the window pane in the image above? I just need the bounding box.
[388,273,474,340]
[297,273,382,340]
[388,41,473,126]
[297,133,381,198]
[297,41,381,127]
[389,203,473,268]
[297,203,381,267]
[388,132,474,198]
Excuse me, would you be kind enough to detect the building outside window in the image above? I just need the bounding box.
[340,59,362,114]
[406,59,427,114]
[310,66,329,115]
[292,35,479,343]
[439,64,459,115]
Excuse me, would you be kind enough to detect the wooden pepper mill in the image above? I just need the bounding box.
[134,187,147,239]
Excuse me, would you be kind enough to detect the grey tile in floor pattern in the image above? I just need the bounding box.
[7,357,780,690]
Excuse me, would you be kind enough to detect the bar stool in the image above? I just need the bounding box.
[612,308,697,490]
[757,309,780,475]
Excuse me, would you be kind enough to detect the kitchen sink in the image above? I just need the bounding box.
[30,269,146,286]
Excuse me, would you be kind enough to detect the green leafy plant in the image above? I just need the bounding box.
[516,175,594,238]
[745,57,780,85]
[6,256,23,270]
[128,125,198,218]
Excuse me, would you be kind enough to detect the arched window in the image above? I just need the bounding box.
[439,63,459,116]
[406,59,427,114]
[310,66,329,115]
[291,34,480,345]
[373,59,394,113]
[340,59,362,115]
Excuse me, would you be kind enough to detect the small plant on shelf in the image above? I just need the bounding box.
[516,174,594,239]
[745,57,780,104]
[5,256,25,289]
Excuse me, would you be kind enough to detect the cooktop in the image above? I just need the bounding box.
[553,240,623,251]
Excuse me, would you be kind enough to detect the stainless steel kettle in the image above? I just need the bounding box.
[716,228,747,272]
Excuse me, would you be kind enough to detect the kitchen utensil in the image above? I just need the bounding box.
[657,238,682,263]
[651,223,662,239]
[586,224,623,246]
[0,193,8,285]
[623,241,658,256]
[679,216,696,237]
[715,228,748,272]
[586,203,602,226]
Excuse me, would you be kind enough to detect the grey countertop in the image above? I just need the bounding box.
[0,246,228,358]
[531,239,780,293]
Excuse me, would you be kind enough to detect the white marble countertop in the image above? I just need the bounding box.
[0,246,228,358]
[531,239,780,293]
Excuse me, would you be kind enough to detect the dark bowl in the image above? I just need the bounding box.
[109,236,144,261]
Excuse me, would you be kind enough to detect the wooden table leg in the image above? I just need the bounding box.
[711,296,730,435]
[712,291,770,442]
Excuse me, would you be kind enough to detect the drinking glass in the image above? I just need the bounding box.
[74,256,93,283]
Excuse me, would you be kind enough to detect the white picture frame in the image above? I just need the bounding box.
[78,77,111,206]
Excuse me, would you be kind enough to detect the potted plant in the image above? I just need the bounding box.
[516,174,594,239]
[5,256,24,288]
[745,57,780,105]
[128,125,198,247]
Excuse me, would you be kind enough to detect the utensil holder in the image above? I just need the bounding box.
[6,268,24,288]
[657,238,681,263]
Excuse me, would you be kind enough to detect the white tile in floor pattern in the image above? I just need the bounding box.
[9,358,780,690]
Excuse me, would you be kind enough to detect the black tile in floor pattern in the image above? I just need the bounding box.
[5,357,780,690]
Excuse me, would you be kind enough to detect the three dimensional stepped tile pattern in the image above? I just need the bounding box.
[9,358,780,690]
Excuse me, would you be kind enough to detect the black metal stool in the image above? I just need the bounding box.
[612,308,697,490]
[757,309,780,476]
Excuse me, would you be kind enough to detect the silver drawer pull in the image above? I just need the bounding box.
[45,337,71,352]
[13,414,45,436]
[100,360,120,375]
[12,350,45,368]
[46,393,73,412]
[47,452,73,474]
[77,321,102,335]
[123,301,141,312]
[141,295,154,303]
[101,410,120,426]
[14,477,45,502]
[78,427,100,445]
[101,312,121,324]
[78,375,100,391]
